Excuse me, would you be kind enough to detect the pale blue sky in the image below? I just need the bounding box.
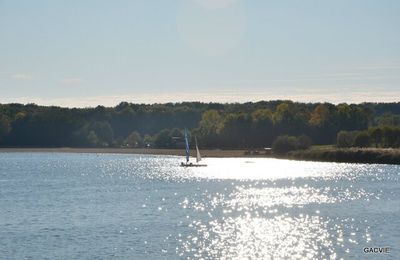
[1,0,399,106]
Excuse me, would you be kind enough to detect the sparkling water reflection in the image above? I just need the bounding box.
[0,153,398,259]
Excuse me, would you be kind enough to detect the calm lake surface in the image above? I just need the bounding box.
[0,153,398,259]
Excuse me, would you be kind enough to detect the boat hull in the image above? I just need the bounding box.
[180,163,207,167]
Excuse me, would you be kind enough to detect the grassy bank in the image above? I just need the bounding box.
[287,147,400,165]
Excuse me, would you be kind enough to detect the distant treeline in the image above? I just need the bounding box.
[0,101,400,148]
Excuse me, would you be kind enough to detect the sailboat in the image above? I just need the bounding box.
[180,129,207,167]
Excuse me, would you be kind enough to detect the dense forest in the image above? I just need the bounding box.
[0,101,400,149]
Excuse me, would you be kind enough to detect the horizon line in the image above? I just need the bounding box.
[1,97,400,109]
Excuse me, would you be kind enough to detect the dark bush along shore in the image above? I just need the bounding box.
[286,148,400,165]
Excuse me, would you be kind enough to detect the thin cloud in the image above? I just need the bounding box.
[11,73,33,80]
[268,70,400,83]
[354,62,400,71]
[60,78,83,84]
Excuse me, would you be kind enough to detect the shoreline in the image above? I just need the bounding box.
[0,147,399,165]
[287,147,400,165]
[0,147,258,158]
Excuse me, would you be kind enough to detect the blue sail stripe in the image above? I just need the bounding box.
[184,128,190,163]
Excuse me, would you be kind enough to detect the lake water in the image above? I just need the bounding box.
[0,153,398,259]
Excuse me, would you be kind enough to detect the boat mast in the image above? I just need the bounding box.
[184,128,190,163]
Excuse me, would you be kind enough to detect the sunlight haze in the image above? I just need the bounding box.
[1,0,399,106]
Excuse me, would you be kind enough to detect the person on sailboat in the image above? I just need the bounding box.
[181,128,192,166]
[180,128,206,167]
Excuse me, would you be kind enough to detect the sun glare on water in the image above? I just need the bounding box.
[183,157,363,180]
[94,155,390,259]
[165,158,380,259]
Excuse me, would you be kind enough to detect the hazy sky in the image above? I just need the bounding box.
[1,0,399,107]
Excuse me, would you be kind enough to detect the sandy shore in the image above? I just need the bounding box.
[0,147,269,158]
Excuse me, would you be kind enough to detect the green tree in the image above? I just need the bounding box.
[169,128,183,138]
[0,115,11,143]
[0,115,10,136]
[124,131,142,147]
[336,131,356,148]
[251,109,274,146]
[154,129,173,148]
[354,131,370,148]
[377,112,400,126]
[87,131,99,146]
[272,135,299,154]
[199,110,221,133]
[309,104,329,127]
[219,113,252,148]
[143,134,154,147]
[197,110,222,147]
[382,126,400,148]
[273,103,290,124]
[297,135,312,150]
[14,112,26,121]
[369,127,383,148]
[90,121,114,146]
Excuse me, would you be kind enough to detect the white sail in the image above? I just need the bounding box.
[195,136,201,163]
